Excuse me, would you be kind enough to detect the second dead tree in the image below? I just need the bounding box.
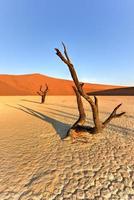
[55,43,125,139]
[37,84,48,104]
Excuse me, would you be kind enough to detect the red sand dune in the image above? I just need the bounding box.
[0,73,133,95]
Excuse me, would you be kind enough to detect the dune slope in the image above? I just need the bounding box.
[0,73,130,95]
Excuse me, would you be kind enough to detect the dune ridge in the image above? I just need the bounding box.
[0,73,132,96]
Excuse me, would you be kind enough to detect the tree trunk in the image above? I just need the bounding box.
[55,43,125,140]
[37,84,48,104]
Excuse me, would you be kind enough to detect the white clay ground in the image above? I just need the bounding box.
[0,96,134,200]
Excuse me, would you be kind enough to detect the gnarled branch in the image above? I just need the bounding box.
[103,104,126,126]
[55,43,125,138]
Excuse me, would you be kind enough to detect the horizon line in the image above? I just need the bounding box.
[0,72,133,87]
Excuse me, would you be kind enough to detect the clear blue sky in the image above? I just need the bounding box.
[0,0,133,86]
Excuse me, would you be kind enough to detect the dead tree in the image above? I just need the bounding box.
[55,43,125,138]
[37,84,48,104]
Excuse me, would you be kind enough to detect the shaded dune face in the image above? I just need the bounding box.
[0,73,133,95]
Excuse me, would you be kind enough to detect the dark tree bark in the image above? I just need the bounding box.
[37,84,48,104]
[55,43,125,139]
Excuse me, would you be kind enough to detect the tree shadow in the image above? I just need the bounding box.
[45,104,134,119]
[45,103,77,110]
[44,107,78,118]
[21,99,40,104]
[7,104,70,139]
[43,107,134,136]
[6,104,134,139]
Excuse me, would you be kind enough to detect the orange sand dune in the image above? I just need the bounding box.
[0,73,133,95]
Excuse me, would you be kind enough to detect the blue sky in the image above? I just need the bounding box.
[0,0,133,86]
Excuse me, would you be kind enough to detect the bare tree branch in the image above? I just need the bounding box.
[72,86,86,127]
[62,42,71,62]
[55,43,102,132]
[80,82,84,88]
[55,45,94,106]
[103,104,125,126]
[55,43,125,137]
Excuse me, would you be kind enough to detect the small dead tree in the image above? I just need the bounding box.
[37,84,48,104]
[55,43,125,138]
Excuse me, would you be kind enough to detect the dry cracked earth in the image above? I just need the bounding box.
[0,96,134,200]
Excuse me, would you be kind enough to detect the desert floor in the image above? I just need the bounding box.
[0,96,134,200]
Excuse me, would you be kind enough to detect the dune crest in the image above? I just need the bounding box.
[0,73,132,96]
